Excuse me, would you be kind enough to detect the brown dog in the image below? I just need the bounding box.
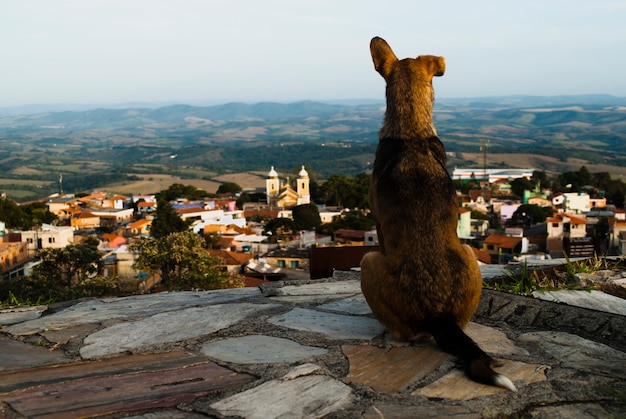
[361,37,515,391]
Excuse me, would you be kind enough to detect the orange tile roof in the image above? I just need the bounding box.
[129,219,151,229]
[483,234,522,249]
[207,249,252,265]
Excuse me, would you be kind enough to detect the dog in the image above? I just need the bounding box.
[360,37,516,391]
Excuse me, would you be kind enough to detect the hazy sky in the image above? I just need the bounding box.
[2,0,625,107]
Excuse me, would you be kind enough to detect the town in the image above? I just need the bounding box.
[1,163,625,303]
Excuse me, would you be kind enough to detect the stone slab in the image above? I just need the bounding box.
[40,323,100,346]
[2,361,253,419]
[268,280,362,303]
[80,303,277,359]
[343,344,452,394]
[201,335,328,364]
[268,307,384,340]
[466,322,529,357]
[413,360,549,400]
[5,288,260,336]
[318,294,373,315]
[532,289,626,316]
[363,404,481,418]
[210,373,355,419]
[518,331,626,379]
[0,335,70,373]
[0,350,206,394]
[275,280,362,297]
[0,305,47,325]
[526,402,615,418]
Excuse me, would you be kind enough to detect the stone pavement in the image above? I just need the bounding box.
[1,268,625,418]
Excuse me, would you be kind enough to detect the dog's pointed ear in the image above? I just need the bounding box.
[417,55,446,80]
[370,37,398,78]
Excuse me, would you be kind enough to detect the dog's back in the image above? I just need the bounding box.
[361,37,515,391]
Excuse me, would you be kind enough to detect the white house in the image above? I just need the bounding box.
[560,192,591,214]
[20,224,75,255]
[457,207,473,239]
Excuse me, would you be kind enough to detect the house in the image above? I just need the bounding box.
[88,208,134,227]
[560,192,591,214]
[21,224,75,254]
[481,233,527,264]
[499,203,521,224]
[457,207,472,239]
[546,213,588,257]
[0,242,29,280]
[100,233,127,249]
[470,219,490,237]
[206,249,252,275]
[127,219,152,236]
[232,234,271,254]
[333,229,366,246]
[263,247,309,269]
[104,195,129,209]
[47,196,79,220]
[364,229,379,246]
[136,201,157,214]
[71,210,100,229]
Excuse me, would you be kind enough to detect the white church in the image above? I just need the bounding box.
[265,165,311,208]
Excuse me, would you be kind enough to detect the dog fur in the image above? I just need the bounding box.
[360,37,515,391]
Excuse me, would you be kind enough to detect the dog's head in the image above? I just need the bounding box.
[370,37,445,139]
[370,37,445,83]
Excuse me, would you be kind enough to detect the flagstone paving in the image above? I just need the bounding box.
[1,269,625,418]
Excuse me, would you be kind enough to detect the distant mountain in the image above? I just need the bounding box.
[1,95,626,201]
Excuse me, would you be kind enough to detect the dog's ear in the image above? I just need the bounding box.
[417,55,446,79]
[370,37,398,78]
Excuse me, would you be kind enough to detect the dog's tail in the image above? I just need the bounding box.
[425,317,517,391]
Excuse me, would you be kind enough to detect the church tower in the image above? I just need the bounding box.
[297,165,310,205]
[266,166,280,204]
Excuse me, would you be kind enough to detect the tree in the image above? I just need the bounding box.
[130,231,242,290]
[506,204,547,228]
[150,198,189,239]
[0,197,29,229]
[320,173,370,209]
[510,177,533,198]
[157,183,212,202]
[31,237,103,289]
[292,203,321,231]
[217,182,242,195]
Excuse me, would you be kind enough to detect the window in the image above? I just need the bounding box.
[277,260,286,268]
[290,260,299,268]
[48,237,56,244]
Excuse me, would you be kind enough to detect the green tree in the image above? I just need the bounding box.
[236,191,266,209]
[22,202,58,226]
[510,177,533,198]
[30,237,103,289]
[217,182,242,195]
[0,197,29,229]
[157,183,212,202]
[292,203,321,230]
[320,173,370,209]
[506,204,548,228]
[317,210,376,236]
[150,198,189,239]
[531,170,550,189]
[130,231,242,290]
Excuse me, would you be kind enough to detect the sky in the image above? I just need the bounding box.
[2,0,626,107]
